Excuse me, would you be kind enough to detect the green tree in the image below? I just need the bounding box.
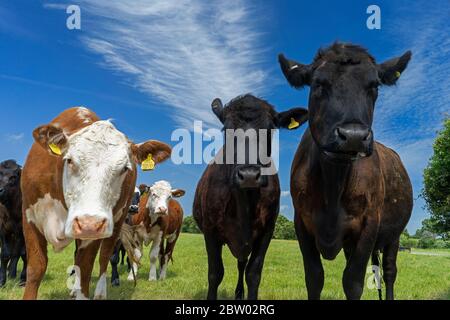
[422,116,450,239]
[273,215,297,240]
[182,216,201,234]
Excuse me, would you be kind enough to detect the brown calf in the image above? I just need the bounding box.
[128,181,184,281]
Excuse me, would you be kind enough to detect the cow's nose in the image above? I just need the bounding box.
[157,207,168,215]
[72,216,109,240]
[235,166,266,189]
[335,124,372,153]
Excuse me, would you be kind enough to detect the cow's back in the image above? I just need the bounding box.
[21,107,100,208]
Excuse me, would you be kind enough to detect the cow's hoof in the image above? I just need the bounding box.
[127,275,135,281]
[148,277,157,282]
[111,279,120,287]
[94,295,107,300]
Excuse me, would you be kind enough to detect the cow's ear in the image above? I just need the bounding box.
[33,124,68,156]
[277,108,308,130]
[278,54,312,89]
[131,140,171,171]
[378,51,412,86]
[211,98,225,123]
[171,189,185,198]
[138,184,149,195]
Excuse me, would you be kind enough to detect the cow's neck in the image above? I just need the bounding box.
[232,188,259,245]
[314,143,352,235]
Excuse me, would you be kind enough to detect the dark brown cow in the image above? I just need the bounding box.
[127,181,185,282]
[21,107,171,300]
[279,43,413,300]
[194,95,308,300]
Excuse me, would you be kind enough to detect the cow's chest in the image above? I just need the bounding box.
[25,193,72,252]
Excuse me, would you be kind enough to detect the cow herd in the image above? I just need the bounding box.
[0,42,413,300]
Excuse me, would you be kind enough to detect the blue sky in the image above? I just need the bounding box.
[0,0,448,232]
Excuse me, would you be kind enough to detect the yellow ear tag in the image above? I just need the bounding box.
[49,143,62,156]
[141,154,155,171]
[395,71,401,78]
[288,118,300,130]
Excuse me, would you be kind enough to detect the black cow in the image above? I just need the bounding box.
[0,160,26,286]
[279,42,413,300]
[193,95,308,300]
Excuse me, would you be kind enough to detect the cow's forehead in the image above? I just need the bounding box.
[68,121,130,160]
[150,181,172,196]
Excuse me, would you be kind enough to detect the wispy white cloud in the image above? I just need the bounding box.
[42,3,67,10]
[5,133,24,142]
[375,1,450,231]
[375,2,450,145]
[281,190,290,197]
[53,0,269,129]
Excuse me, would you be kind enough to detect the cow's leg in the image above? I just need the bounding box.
[382,239,400,300]
[0,234,10,287]
[148,232,162,281]
[19,240,27,286]
[342,224,377,300]
[245,225,274,301]
[160,232,180,280]
[22,220,48,300]
[205,233,224,300]
[127,246,142,281]
[74,240,102,300]
[158,238,166,280]
[8,235,22,279]
[120,245,126,266]
[110,242,121,287]
[297,219,324,300]
[95,230,122,300]
[371,251,383,300]
[235,258,248,300]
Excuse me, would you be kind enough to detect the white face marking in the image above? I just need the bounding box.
[62,121,132,239]
[26,194,72,252]
[147,180,173,216]
[94,273,107,300]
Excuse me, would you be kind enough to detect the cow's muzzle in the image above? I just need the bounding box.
[233,165,268,189]
[72,216,109,240]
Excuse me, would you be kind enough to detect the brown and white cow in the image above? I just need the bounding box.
[128,180,185,281]
[21,107,171,300]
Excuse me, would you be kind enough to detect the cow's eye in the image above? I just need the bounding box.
[122,166,129,174]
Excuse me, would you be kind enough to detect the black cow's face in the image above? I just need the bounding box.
[0,160,21,203]
[211,95,308,188]
[279,43,411,161]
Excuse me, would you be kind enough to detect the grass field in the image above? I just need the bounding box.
[0,233,449,300]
